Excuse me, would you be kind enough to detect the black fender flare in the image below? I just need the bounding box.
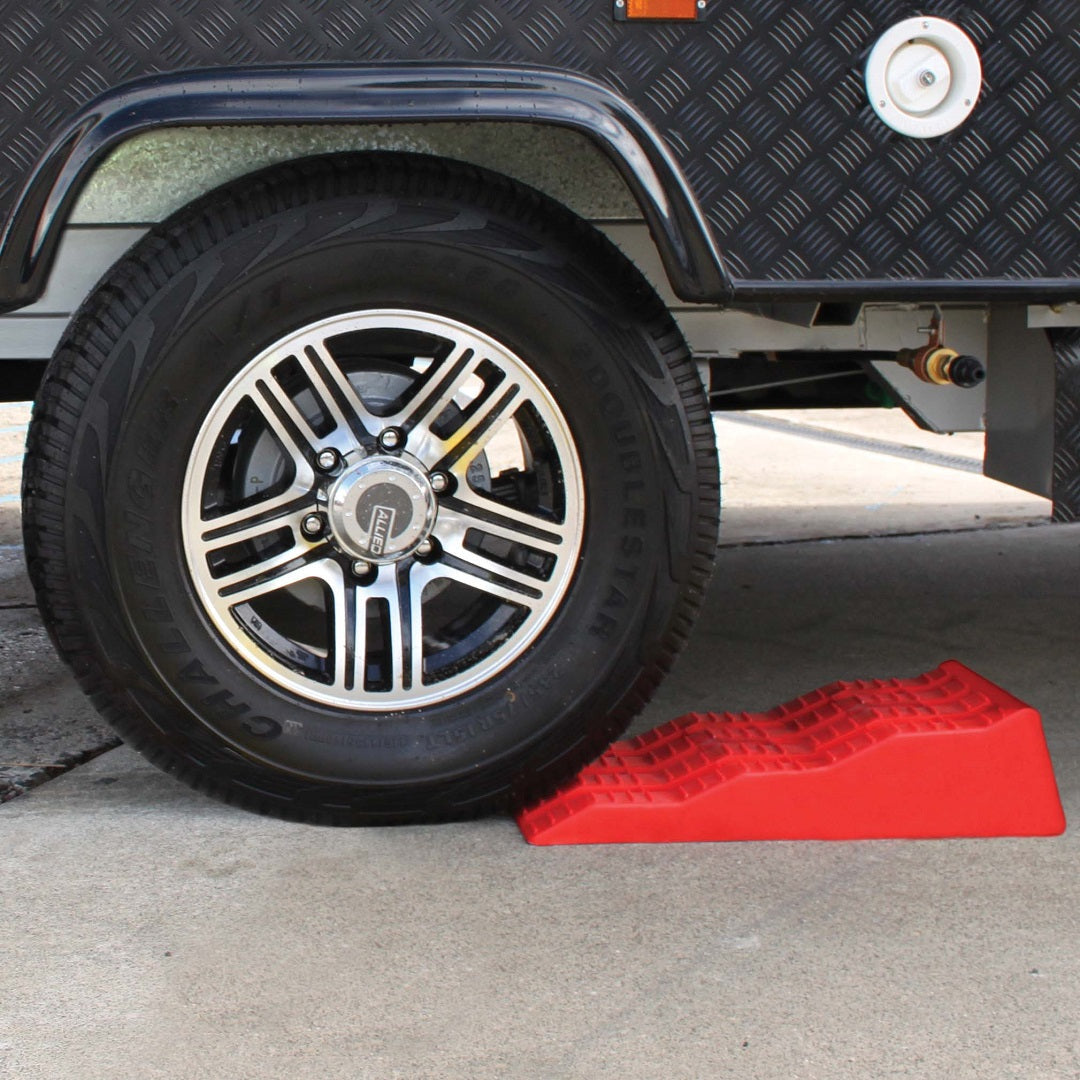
[0,64,732,313]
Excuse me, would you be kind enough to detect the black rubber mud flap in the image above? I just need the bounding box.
[1051,329,1080,522]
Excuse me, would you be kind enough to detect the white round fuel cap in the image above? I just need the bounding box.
[866,17,982,138]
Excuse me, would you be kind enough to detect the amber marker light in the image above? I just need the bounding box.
[614,0,704,21]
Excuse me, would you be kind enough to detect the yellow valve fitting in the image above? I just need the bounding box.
[919,346,960,385]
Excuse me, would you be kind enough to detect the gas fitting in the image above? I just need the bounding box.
[895,312,986,389]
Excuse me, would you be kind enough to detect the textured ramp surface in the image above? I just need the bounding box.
[518,661,1066,844]
[0,1,1076,287]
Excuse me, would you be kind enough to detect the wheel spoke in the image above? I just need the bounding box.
[249,377,320,462]
[217,547,334,604]
[254,365,357,461]
[406,358,521,469]
[438,534,553,594]
[396,344,481,440]
[201,501,320,596]
[429,383,522,474]
[415,558,543,612]
[304,342,382,441]
[368,563,424,693]
[200,496,314,546]
[435,499,569,556]
[435,503,564,594]
[328,564,364,693]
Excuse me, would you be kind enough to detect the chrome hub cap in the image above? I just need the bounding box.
[181,309,584,711]
[322,453,437,564]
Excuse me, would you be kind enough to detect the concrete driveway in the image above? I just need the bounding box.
[2,406,1077,1079]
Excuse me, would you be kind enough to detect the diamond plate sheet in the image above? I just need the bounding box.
[0,1,1077,289]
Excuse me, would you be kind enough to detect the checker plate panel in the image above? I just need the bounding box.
[0,0,1076,289]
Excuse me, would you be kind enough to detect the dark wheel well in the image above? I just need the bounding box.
[0,360,44,404]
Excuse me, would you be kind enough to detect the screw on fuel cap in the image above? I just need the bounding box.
[865,17,982,138]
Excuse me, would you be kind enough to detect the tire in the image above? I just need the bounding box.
[23,153,718,824]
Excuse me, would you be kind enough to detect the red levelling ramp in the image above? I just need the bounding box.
[517,661,1066,845]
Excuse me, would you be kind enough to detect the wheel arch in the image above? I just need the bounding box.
[0,64,733,315]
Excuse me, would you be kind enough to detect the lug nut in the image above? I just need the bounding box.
[379,427,403,451]
[301,513,325,539]
[415,540,435,559]
[351,559,372,578]
[316,449,339,472]
[429,472,451,495]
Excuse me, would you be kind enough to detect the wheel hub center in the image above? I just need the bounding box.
[323,453,436,563]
